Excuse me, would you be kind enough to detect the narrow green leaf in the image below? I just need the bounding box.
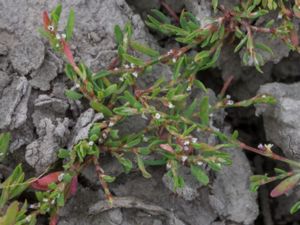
[123,54,145,66]
[90,101,113,117]
[191,165,209,185]
[0,132,11,162]
[65,9,75,41]
[291,201,300,214]
[50,4,62,26]
[130,40,159,57]
[114,25,123,45]
[270,174,300,198]
[136,155,152,178]
[65,90,83,100]
[199,96,210,126]
[92,70,111,80]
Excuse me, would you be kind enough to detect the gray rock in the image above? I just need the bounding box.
[256,82,300,159]
[25,118,70,173]
[0,76,31,129]
[218,44,273,100]
[209,148,258,225]
[30,56,58,91]
[273,52,300,80]
[68,108,104,148]
[184,0,211,27]
[162,166,203,201]
[32,94,69,128]
[111,170,217,225]
[9,35,45,75]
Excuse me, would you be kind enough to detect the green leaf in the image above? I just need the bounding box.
[212,0,218,12]
[65,9,75,41]
[255,43,273,55]
[58,149,70,159]
[130,40,160,57]
[65,90,83,100]
[104,84,118,97]
[2,201,19,225]
[151,9,171,24]
[114,25,123,45]
[137,155,152,178]
[90,101,113,117]
[115,155,133,174]
[190,165,209,185]
[123,54,145,66]
[173,57,184,79]
[126,137,141,148]
[50,4,62,26]
[270,174,300,198]
[103,175,116,183]
[194,80,207,93]
[0,132,11,162]
[291,201,300,214]
[234,35,248,53]
[113,106,137,116]
[92,71,111,80]
[183,99,198,118]
[199,96,209,126]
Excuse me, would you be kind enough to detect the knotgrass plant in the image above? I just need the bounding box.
[2,1,300,224]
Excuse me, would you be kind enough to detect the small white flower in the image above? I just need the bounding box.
[119,77,124,82]
[75,83,80,88]
[114,68,119,71]
[262,94,267,98]
[191,137,198,143]
[130,63,135,68]
[124,64,130,69]
[181,155,188,163]
[166,162,172,169]
[226,100,234,105]
[183,146,189,151]
[51,199,55,205]
[56,33,61,40]
[141,113,148,120]
[197,161,203,166]
[196,128,201,133]
[264,143,273,149]
[143,136,149,142]
[102,133,108,139]
[167,49,174,56]
[226,94,231,99]
[257,143,264,149]
[43,198,49,203]
[132,72,138,78]
[277,13,283,20]
[58,173,65,182]
[88,141,94,146]
[184,140,190,146]
[25,215,32,222]
[108,121,115,127]
[61,33,66,39]
[209,113,214,117]
[155,113,161,120]
[55,43,60,48]
[168,102,175,109]
[98,113,104,120]
[48,25,54,31]
[172,58,177,63]
[186,86,192,92]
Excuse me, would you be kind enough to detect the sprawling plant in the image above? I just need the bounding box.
[1,1,300,224]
